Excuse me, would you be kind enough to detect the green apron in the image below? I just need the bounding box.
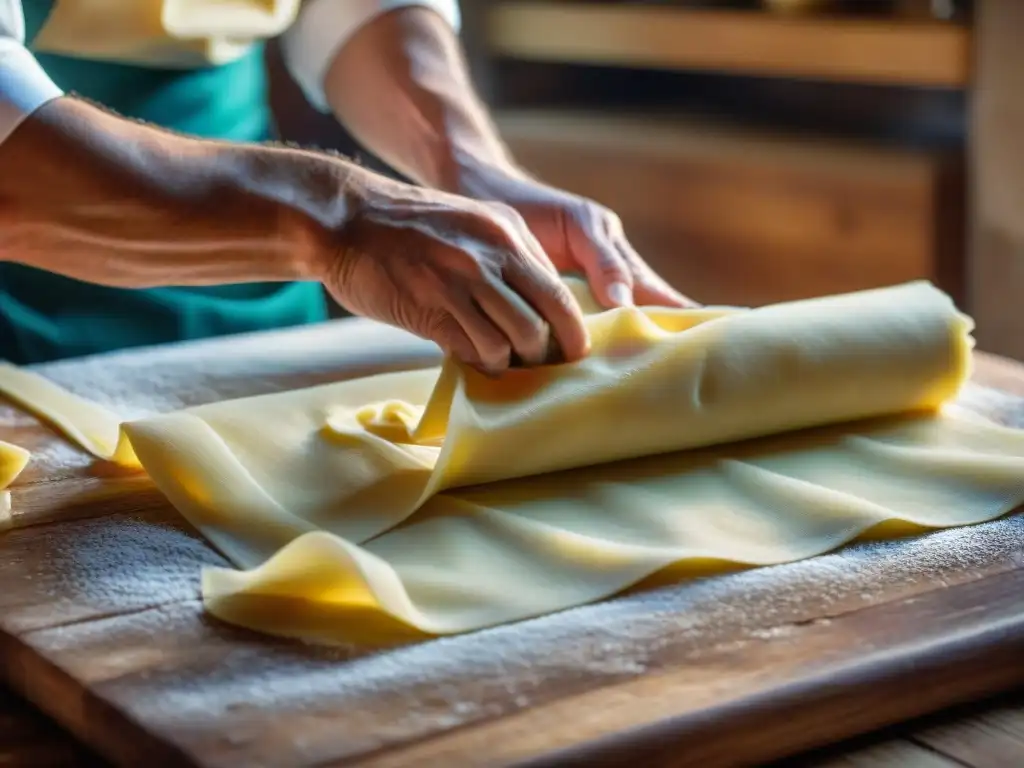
[0,1,327,364]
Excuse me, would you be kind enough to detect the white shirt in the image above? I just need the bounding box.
[0,0,461,145]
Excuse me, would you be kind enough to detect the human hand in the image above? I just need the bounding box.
[463,167,698,310]
[318,178,590,376]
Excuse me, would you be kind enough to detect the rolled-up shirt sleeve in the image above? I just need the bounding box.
[280,0,461,113]
[0,0,63,145]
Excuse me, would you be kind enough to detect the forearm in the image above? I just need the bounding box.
[323,7,520,195]
[0,97,358,288]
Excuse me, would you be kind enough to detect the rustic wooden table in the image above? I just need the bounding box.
[0,683,1019,767]
[1,318,1023,767]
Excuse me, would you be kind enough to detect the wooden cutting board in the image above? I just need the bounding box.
[1,318,1024,768]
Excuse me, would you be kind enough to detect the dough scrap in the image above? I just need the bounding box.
[0,441,30,527]
[3,280,1024,643]
[0,362,138,468]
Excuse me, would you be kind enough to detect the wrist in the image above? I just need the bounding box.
[230,145,372,284]
[276,152,447,288]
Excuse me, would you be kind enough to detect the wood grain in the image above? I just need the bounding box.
[487,2,971,88]
[498,110,965,306]
[915,700,1024,768]
[805,741,963,767]
[1,686,1021,768]
[0,320,1022,767]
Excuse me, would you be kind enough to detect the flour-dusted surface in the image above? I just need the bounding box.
[8,507,1024,767]
[0,317,1022,767]
[0,320,441,490]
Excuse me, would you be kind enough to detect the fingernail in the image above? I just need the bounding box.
[608,282,633,307]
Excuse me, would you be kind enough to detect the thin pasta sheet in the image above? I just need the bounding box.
[3,280,1024,642]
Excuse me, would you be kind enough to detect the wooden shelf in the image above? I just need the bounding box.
[487,3,972,88]
[498,109,964,306]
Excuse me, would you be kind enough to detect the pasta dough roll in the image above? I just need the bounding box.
[114,280,974,562]
[424,281,974,492]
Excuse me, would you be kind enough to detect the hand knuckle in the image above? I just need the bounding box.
[422,310,460,344]
[519,317,548,351]
[597,209,624,238]
[481,342,511,371]
[552,280,576,307]
[596,250,626,277]
[487,201,521,221]
[490,205,532,240]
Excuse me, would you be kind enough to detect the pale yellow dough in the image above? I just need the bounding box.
[3,280,1024,643]
[0,363,139,469]
[0,441,30,526]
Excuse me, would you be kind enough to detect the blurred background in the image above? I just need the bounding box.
[267,1,1024,360]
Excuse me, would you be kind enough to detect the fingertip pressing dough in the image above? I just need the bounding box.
[2,280,1024,643]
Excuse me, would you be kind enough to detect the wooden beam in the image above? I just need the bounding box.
[487,2,971,89]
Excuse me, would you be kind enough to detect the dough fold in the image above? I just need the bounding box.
[3,280,1024,642]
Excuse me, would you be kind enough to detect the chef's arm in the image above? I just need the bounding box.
[281,0,519,195]
[0,1,589,366]
[280,1,695,309]
[0,0,370,288]
[0,95,360,287]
